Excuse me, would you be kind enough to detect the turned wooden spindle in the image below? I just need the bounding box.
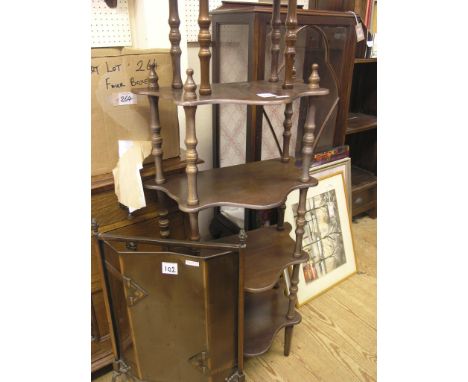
[286,187,307,318]
[91,218,99,235]
[149,95,165,185]
[183,68,197,100]
[189,212,200,241]
[308,63,320,89]
[198,0,212,95]
[277,203,286,231]
[300,100,316,182]
[148,63,159,90]
[168,0,183,89]
[147,64,165,184]
[269,0,281,82]
[183,70,199,206]
[281,102,293,162]
[159,210,170,238]
[156,191,170,238]
[282,0,298,89]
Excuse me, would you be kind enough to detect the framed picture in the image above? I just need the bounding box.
[310,157,352,214]
[284,172,356,306]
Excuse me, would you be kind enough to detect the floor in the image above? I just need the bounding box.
[94,216,377,382]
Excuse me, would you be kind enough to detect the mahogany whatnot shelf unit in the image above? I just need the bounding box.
[98,0,333,380]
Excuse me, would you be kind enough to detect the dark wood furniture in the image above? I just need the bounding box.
[96,1,333,379]
[345,55,377,218]
[211,2,357,165]
[94,230,245,381]
[91,157,190,372]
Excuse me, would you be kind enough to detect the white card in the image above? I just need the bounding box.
[355,23,365,42]
[116,92,137,106]
[257,92,288,98]
[162,262,178,275]
[185,260,200,267]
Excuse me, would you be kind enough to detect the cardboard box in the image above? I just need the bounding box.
[91,48,180,176]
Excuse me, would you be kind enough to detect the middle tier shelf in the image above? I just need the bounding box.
[217,223,308,293]
[133,80,329,106]
[144,158,318,213]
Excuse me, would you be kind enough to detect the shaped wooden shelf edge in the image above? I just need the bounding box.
[217,223,308,293]
[133,80,328,107]
[346,112,377,135]
[244,278,301,357]
[144,158,318,213]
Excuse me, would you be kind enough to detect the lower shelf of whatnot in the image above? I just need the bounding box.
[218,223,307,357]
[244,279,301,357]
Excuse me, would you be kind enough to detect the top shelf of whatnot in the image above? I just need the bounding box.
[132,80,329,107]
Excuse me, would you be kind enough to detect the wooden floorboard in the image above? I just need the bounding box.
[93,216,377,382]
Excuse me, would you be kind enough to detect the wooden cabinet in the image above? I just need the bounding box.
[210,1,358,228]
[91,158,190,373]
[345,56,377,218]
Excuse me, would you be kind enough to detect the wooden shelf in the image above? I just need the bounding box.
[144,158,318,213]
[244,278,301,357]
[133,80,329,107]
[351,166,377,192]
[354,58,377,64]
[346,113,377,135]
[218,223,308,293]
[351,166,377,217]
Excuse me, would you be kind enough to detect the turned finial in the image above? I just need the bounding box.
[239,229,248,247]
[308,63,320,89]
[148,63,159,90]
[91,218,99,235]
[183,68,197,100]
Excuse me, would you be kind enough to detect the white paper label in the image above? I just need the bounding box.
[355,23,365,42]
[162,262,178,275]
[117,92,137,106]
[257,92,289,98]
[185,260,200,267]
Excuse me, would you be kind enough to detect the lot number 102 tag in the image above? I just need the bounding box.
[162,262,178,275]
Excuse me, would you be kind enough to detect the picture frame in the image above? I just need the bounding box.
[284,172,356,306]
[310,157,352,214]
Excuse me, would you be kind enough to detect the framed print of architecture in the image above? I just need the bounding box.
[284,172,356,306]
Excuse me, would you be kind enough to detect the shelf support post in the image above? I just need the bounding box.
[157,191,170,239]
[277,203,286,231]
[198,0,212,95]
[286,186,307,314]
[148,64,165,185]
[168,0,183,89]
[300,100,315,182]
[188,212,200,241]
[282,0,297,89]
[269,0,281,82]
[281,102,293,162]
[183,69,199,207]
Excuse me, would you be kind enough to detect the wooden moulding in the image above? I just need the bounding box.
[198,0,212,95]
[168,0,183,89]
[282,0,298,89]
[244,278,301,357]
[143,158,318,213]
[269,0,281,83]
[132,80,329,107]
[218,223,308,293]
